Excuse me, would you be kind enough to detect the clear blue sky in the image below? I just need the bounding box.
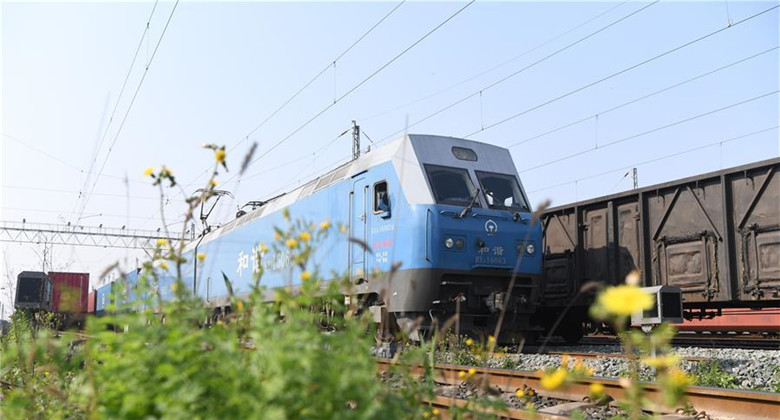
[1,1,778,313]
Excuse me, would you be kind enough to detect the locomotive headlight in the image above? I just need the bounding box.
[444,238,455,249]
[526,243,536,255]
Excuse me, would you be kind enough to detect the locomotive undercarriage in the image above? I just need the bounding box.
[360,269,540,343]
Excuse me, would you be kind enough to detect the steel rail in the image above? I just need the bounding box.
[378,359,780,420]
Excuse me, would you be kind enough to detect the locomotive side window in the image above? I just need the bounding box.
[424,164,479,207]
[374,181,391,217]
[475,170,529,211]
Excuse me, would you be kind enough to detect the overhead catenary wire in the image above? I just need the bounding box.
[183,1,406,190]
[527,125,779,194]
[133,0,453,230]
[506,45,779,149]
[75,0,180,223]
[517,90,779,174]
[3,133,148,185]
[464,5,780,139]
[356,0,631,122]
[74,1,160,210]
[2,185,164,201]
[375,0,661,144]
[229,0,476,185]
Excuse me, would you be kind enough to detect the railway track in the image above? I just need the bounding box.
[378,359,780,420]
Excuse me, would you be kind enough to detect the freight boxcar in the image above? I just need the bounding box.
[539,158,780,341]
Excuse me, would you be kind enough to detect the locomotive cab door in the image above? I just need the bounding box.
[350,177,370,283]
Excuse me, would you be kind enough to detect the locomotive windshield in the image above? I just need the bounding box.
[424,164,479,206]
[475,170,529,211]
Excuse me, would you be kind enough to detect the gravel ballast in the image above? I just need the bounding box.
[480,344,780,392]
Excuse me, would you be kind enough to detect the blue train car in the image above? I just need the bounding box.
[108,135,543,339]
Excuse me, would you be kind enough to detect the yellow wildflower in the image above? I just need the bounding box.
[143,167,154,177]
[468,368,477,376]
[642,355,680,369]
[236,301,244,311]
[339,224,347,233]
[668,368,691,388]
[161,165,173,176]
[215,149,226,163]
[286,238,299,249]
[540,368,568,390]
[515,389,524,398]
[160,262,169,270]
[488,335,496,344]
[320,220,331,230]
[527,389,535,396]
[589,382,605,397]
[422,412,430,419]
[196,253,206,262]
[300,231,311,242]
[457,371,467,380]
[300,271,311,281]
[432,409,439,416]
[209,179,218,188]
[170,282,177,291]
[44,370,50,377]
[260,243,268,253]
[596,284,654,316]
[156,238,168,247]
[465,338,474,346]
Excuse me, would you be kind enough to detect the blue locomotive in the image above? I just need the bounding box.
[97,135,543,340]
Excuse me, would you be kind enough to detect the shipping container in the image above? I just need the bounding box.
[49,272,89,313]
[540,157,780,309]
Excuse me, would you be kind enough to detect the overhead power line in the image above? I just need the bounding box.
[517,90,779,173]
[75,1,159,212]
[75,0,180,222]
[376,0,660,144]
[527,126,780,194]
[506,45,779,148]
[231,0,476,184]
[3,133,147,184]
[1,206,167,221]
[357,0,631,122]
[184,1,406,190]
[465,5,780,138]
[3,185,163,201]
